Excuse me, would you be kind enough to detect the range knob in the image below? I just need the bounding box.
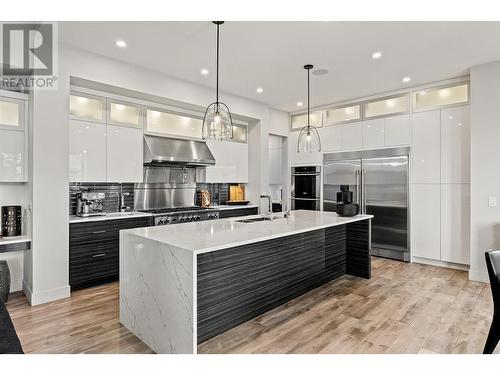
[195,215,201,221]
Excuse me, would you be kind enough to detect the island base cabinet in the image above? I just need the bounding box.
[197,221,370,344]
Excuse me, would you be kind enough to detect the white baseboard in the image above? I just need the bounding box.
[22,280,33,304]
[29,285,70,306]
[412,256,470,271]
[469,270,490,283]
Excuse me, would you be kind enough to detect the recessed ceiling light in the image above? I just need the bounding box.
[256,87,264,94]
[312,69,328,76]
[201,68,209,75]
[372,51,382,59]
[297,102,303,107]
[402,77,411,83]
[116,40,127,48]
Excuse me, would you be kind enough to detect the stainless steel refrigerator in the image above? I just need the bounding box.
[323,147,410,261]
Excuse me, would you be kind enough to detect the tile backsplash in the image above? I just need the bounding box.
[69,182,234,214]
[195,183,230,206]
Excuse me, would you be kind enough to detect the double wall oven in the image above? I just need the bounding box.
[291,166,321,211]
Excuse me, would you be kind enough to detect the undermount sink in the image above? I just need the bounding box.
[236,217,272,223]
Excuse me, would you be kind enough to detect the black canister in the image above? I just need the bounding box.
[1,206,22,237]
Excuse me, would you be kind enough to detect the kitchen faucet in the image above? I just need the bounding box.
[260,194,273,220]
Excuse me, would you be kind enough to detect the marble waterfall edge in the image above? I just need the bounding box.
[120,231,194,354]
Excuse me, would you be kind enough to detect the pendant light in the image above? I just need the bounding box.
[297,64,322,153]
[202,21,234,141]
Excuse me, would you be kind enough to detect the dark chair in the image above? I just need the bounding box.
[0,299,23,354]
[484,250,500,354]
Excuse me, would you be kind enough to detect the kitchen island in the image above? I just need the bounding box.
[119,210,373,354]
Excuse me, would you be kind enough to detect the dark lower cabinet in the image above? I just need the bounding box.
[218,207,258,219]
[69,216,152,290]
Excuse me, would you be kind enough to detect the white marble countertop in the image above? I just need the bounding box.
[0,235,31,245]
[69,211,153,224]
[122,210,373,255]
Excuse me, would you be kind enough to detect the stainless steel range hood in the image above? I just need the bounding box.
[143,135,215,165]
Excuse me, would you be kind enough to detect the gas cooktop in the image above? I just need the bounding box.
[138,206,220,225]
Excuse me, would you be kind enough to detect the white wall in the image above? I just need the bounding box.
[0,183,28,292]
[469,60,500,282]
[24,44,289,304]
[24,57,71,305]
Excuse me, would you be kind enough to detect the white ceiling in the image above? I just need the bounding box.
[60,21,500,112]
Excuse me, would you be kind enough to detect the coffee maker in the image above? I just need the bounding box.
[76,192,106,217]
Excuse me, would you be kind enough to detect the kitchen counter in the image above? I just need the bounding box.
[123,210,373,255]
[69,211,153,224]
[0,235,31,253]
[120,210,373,354]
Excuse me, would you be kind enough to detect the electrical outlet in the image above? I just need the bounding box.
[489,196,497,207]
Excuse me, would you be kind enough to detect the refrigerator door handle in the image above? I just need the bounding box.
[355,170,360,205]
[362,169,367,213]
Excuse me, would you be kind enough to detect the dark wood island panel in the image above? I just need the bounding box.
[197,219,371,343]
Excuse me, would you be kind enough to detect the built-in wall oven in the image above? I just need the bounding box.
[291,166,321,211]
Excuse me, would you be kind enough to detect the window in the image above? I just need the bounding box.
[146,108,203,139]
[291,112,322,130]
[109,101,141,127]
[365,95,409,119]
[414,83,468,110]
[0,100,20,127]
[325,104,361,124]
[70,94,105,122]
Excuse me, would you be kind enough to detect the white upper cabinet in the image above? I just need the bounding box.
[362,119,385,149]
[414,83,468,111]
[70,93,106,123]
[205,139,248,183]
[0,130,26,182]
[320,125,342,152]
[0,93,28,182]
[384,115,410,146]
[108,100,141,128]
[341,122,363,150]
[106,125,143,183]
[411,110,441,183]
[364,94,409,119]
[440,106,470,183]
[69,120,107,182]
[440,184,470,265]
[412,184,441,261]
[288,130,323,165]
[324,105,361,125]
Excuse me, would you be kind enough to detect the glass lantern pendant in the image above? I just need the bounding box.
[202,21,234,141]
[297,64,322,153]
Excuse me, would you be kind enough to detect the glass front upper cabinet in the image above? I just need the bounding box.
[146,108,203,139]
[364,94,409,119]
[0,98,24,130]
[231,123,247,143]
[325,104,361,125]
[414,83,469,111]
[291,111,323,130]
[108,100,141,127]
[70,93,106,122]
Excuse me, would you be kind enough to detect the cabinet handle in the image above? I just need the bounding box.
[91,230,107,234]
[92,253,107,258]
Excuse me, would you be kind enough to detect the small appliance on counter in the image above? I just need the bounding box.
[76,192,106,217]
[1,206,22,237]
[336,185,359,217]
[200,190,211,208]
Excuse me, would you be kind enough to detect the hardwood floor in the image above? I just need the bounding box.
[6,257,498,354]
